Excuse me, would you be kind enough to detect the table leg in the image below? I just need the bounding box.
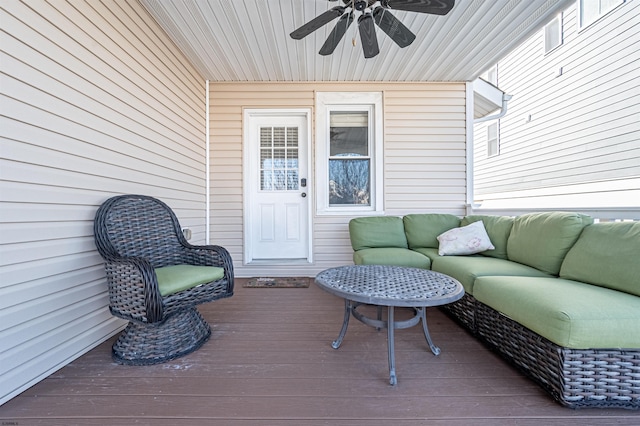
[387,306,397,386]
[332,299,352,349]
[419,307,441,356]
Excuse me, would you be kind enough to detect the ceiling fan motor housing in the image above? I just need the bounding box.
[334,0,377,9]
[354,1,371,11]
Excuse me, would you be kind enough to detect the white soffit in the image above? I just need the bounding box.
[473,78,505,119]
[140,0,573,82]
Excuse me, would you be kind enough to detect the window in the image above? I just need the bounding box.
[484,65,498,86]
[316,92,383,214]
[487,123,499,157]
[580,0,624,28]
[544,13,563,53]
[328,111,370,206]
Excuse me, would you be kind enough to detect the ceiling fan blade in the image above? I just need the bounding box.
[358,12,379,59]
[290,6,346,39]
[319,12,354,55]
[381,0,455,15]
[373,7,416,48]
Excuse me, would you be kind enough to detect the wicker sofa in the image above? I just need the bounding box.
[348,212,640,409]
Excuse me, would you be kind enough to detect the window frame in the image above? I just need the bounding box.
[315,92,384,215]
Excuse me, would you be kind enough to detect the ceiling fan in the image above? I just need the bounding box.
[290,0,455,59]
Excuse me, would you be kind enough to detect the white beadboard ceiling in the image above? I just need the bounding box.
[141,0,573,82]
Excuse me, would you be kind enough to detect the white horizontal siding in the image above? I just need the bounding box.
[209,82,467,277]
[0,0,206,404]
[473,1,640,209]
[385,85,467,214]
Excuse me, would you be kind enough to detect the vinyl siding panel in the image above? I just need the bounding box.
[209,82,467,278]
[1,0,205,404]
[473,1,640,208]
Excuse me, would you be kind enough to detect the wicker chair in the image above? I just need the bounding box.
[93,194,234,365]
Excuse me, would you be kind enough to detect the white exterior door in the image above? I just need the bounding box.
[244,110,311,263]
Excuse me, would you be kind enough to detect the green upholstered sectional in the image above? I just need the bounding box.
[348,212,640,409]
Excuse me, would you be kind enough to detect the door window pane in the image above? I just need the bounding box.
[260,126,299,191]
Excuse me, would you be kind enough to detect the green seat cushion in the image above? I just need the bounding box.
[560,222,640,297]
[507,212,593,275]
[353,248,431,269]
[474,276,640,349]
[411,247,441,263]
[349,216,407,251]
[155,264,225,296]
[461,215,514,260]
[432,255,550,294]
[403,213,460,249]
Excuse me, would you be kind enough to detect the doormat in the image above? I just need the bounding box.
[243,277,311,288]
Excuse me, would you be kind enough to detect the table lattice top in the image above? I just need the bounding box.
[315,265,464,307]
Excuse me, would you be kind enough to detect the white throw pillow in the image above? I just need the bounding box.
[437,221,495,256]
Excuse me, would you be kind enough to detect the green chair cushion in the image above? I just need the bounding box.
[474,276,640,349]
[155,264,225,297]
[461,215,514,260]
[560,222,640,297]
[507,212,593,275]
[432,255,550,294]
[349,216,408,251]
[353,248,431,269]
[403,213,460,249]
[411,247,441,262]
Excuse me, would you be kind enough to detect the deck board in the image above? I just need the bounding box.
[1,279,638,425]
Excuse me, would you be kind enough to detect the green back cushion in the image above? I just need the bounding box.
[560,222,640,296]
[349,216,407,251]
[403,214,460,249]
[507,212,593,275]
[461,215,514,260]
[155,265,225,296]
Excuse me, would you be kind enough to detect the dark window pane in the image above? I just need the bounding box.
[330,111,368,156]
[330,127,368,156]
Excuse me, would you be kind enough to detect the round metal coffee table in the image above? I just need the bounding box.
[315,264,464,385]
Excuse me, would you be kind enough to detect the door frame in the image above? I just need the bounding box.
[242,108,313,265]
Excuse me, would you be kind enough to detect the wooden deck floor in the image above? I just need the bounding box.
[2,278,638,425]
